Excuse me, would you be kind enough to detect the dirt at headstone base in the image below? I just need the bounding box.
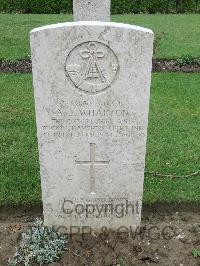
[0,206,199,266]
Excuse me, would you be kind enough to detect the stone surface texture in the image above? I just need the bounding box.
[31,21,154,231]
[73,0,111,22]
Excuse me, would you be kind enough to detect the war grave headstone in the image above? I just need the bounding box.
[30,0,154,232]
[73,0,111,22]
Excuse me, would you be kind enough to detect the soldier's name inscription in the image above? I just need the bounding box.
[39,98,146,139]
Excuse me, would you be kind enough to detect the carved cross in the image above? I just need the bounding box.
[76,143,110,193]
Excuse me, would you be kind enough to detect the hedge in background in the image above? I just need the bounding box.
[0,0,72,13]
[0,0,199,14]
[112,0,199,13]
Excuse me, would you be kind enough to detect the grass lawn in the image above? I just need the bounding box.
[0,14,199,60]
[0,73,199,205]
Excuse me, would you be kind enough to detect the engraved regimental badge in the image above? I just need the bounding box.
[65,41,119,94]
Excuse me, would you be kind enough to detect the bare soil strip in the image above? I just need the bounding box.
[0,59,199,73]
[0,203,199,266]
[153,59,200,73]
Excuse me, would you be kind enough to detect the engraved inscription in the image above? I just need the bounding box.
[40,99,147,140]
[76,143,110,194]
[65,41,119,94]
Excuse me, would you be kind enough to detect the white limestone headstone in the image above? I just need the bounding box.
[73,0,111,22]
[30,1,154,232]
